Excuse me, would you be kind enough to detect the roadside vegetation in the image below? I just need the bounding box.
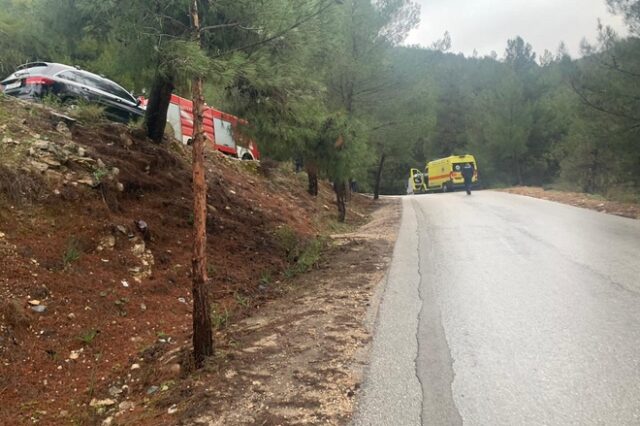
[2,1,639,203]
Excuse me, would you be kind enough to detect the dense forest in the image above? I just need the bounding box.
[1,0,639,201]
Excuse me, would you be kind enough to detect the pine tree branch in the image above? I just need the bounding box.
[595,52,640,79]
[570,80,640,124]
[211,0,337,59]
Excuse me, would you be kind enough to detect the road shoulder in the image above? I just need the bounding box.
[352,197,424,426]
[182,198,402,425]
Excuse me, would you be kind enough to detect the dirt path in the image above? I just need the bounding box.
[183,199,401,425]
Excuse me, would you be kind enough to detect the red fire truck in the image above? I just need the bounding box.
[141,94,260,161]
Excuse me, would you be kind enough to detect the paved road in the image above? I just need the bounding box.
[354,191,640,426]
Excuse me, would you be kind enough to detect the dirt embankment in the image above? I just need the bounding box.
[0,96,398,425]
[500,187,640,220]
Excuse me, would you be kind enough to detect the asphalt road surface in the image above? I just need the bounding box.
[353,191,640,426]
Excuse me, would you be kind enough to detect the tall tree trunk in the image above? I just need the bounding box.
[334,181,347,223]
[190,0,213,369]
[306,161,319,196]
[145,73,174,144]
[373,153,386,200]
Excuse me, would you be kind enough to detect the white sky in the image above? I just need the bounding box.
[405,0,628,57]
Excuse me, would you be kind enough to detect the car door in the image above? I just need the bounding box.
[55,70,96,102]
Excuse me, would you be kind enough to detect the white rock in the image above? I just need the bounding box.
[118,401,135,411]
[131,242,146,257]
[89,398,116,408]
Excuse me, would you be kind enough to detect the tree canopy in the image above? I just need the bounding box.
[0,0,639,201]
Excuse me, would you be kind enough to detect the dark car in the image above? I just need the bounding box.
[0,62,144,123]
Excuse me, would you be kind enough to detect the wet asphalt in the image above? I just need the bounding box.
[353,191,640,426]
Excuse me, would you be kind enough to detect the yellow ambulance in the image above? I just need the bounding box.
[425,154,478,192]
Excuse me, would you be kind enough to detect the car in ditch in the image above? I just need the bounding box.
[0,62,144,123]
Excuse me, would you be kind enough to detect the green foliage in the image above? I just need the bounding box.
[78,329,99,345]
[91,167,109,184]
[274,225,324,278]
[62,238,81,267]
[210,304,229,330]
[69,102,106,124]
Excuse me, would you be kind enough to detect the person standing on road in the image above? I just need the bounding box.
[461,163,474,195]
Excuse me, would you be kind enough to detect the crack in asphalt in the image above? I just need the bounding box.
[412,199,426,426]
[412,198,463,426]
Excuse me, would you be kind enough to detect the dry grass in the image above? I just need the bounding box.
[0,164,46,204]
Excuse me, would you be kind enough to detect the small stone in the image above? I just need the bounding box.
[31,305,47,313]
[167,405,178,415]
[67,313,76,320]
[112,167,120,176]
[146,385,159,395]
[130,363,141,370]
[121,280,129,288]
[77,147,86,157]
[108,386,122,397]
[131,242,146,257]
[116,182,124,192]
[28,299,41,306]
[100,235,116,250]
[69,350,81,360]
[89,398,116,408]
[102,417,113,426]
[77,177,95,186]
[118,401,134,411]
[140,303,147,311]
[59,410,69,417]
[178,297,186,304]
[30,161,50,172]
[116,225,127,235]
[41,156,62,167]
[56,121,72,138]
[97,158,106,168]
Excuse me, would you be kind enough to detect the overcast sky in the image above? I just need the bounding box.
[405,0,628,58]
